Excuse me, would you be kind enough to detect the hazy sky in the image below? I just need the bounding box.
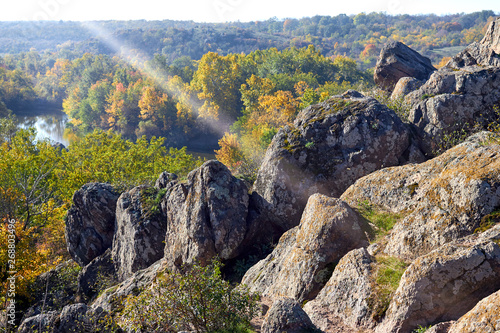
[3,0,500,22]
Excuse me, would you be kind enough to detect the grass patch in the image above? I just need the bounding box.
[475,209,500,233]
[364,88,411,121]
[357,200,401,242]
[368,255,409,321]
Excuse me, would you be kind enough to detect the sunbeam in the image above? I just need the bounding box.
[79,21,230,140]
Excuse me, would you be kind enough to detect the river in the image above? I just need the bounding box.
[14,110,217,159]
[16,109,70,146]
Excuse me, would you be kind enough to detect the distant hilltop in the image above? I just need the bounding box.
[0,10,497,68]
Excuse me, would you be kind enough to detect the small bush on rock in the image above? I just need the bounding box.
[121,260,259,333]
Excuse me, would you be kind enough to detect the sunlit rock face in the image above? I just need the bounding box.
[251,90,416,236]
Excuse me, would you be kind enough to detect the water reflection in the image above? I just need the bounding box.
[17,111,70,146]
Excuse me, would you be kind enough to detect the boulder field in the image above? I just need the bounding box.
[16,16,500,333]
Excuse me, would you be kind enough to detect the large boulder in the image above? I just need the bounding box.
[241,194,368,303]
[252,91,413,233]
[374,41,436,91]
[375,229,500,333]
[162,160,249,270]
[447,289,500,333]
[261,297,318,333]
[65,182,120,266]
[112,185,167,281]
[406,65,500,156]
[304,248,376,332]
[390,77,424,99]
[341,132,500,260]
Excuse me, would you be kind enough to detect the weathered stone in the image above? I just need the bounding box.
[162,160,249,270]
[17,311,59,333]
[252,91,412,233]
[375,237,500,333]
[112,185,167,281]
[481,17,500,54]
[390,77,424,99]
[342,132,500,260]
[447,289,500,333]
[449,17,500,69]
[91,259,165,314]
[446,42,500,69]
[406,65,500,156]
[261,297,318,333]
[304,248,376,331]
[65,183,119,266]
[77,248,117,301]
[242,194,369,302]
[154,171,178,189]
[374,41,436,91]
[57,303,89,333]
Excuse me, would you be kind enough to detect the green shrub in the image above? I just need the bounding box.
[121,260,260,333]
[413,324,432,332]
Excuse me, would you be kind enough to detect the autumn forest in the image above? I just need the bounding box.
[0,9,498,320]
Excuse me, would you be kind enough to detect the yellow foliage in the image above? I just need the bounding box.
[215,133,245,172]
[436,57,452,69]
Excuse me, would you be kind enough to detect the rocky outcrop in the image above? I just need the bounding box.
[304,248,376,332]
[17,312,59,333]
[252,91,412,232]
[342,132,500,260]
[374,41,436,91]
[446,17,500,69]
[242,194,368,302]
[446,42,500,69]
[261,298,318,333]
[77,249,117,301]
[406,18,500,156]
[390,77,424,99]
[406,65,500,156]
[447,289,500,333]
[112,185,167,281]
[65,183,120,266]
[481,17,500,54]
[91,259,165,314]
[376,233,500,333]
[162,160,249,270]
